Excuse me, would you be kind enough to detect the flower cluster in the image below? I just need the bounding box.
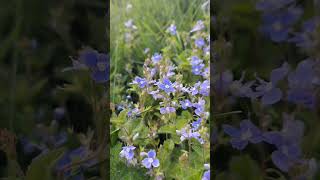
[115,16,210,179]
[256,0,303,42]
[66,48,110,83]
[223,114,316,174]
[212,1,320,179]
[213,59,319,108]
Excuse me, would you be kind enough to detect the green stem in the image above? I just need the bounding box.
[188,139,191,164]
[202,144,205,165]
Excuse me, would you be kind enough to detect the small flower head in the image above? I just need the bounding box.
[199,80,210,96]
[151,53,162,63]
[202,170,210,180]
[167,24,177,35]
[192,63,205,75]
[160,106,176,114]
[120,146,136,160]
[124,19,137,30]
[190,56,203,65]
[78,48,109,83]
[260,7,303,42]
[223,120,263,150]
[141,150,160,169]
[132,76,148,88]
[180,99,192,109]
[158,78,175,93]
[190,20,205,33]
[191,118,202,131]
[195,38,206,48]
[193,99,206,116]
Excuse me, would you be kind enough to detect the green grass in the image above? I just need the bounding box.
[110,0,208,103]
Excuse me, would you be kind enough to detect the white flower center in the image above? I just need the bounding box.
[165,85,170,88]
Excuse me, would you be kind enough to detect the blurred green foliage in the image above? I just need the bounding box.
[0,0,106,134]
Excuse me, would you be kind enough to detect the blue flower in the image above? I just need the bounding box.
[271,142,302,172]
[202,67,209,79]
[190,20,205,33]
[78,48,110,83]
[265,131,302,172]
[263,114,305,172]
[260,7,302,42]
[176,127,203,144]
[148,90,164,100]
[158,78,175,93]
[167,24,177,35]
[78,48,99,68]
[287,89,316,109]
[223,120,263,150]
[202,170,210,180]
[124,19,137,30]
[160,106,176,114]
[190,81,201,96]
[132,76,148,88]
[141,150,160,169]
[120,146,136,160]
[195,38,205,48]
[180,99,192,109]
[199,80,209,96]
[264,114,304,146]
[287,60,317,108]
[191,118,202,131]
[151,53,162,63]
[193,99,206,116]
[190,56,203,66]
[127,107,141,117]
[254,62,289,105]
[192,63,205,75]
[289,18,319,51]
[165,65,176,77]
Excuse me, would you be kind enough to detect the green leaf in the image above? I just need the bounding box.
[175,111,192,130]
[25,148,66,180]
[158,124,176,134]
[111,110,128,125]
[158,139,175,172]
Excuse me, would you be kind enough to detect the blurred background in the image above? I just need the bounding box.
[0,0,107,176]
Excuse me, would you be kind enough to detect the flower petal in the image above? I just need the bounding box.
[152,158,160,167]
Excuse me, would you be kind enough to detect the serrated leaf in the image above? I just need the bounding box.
[111,110,128,125]
[158,124,176,134]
